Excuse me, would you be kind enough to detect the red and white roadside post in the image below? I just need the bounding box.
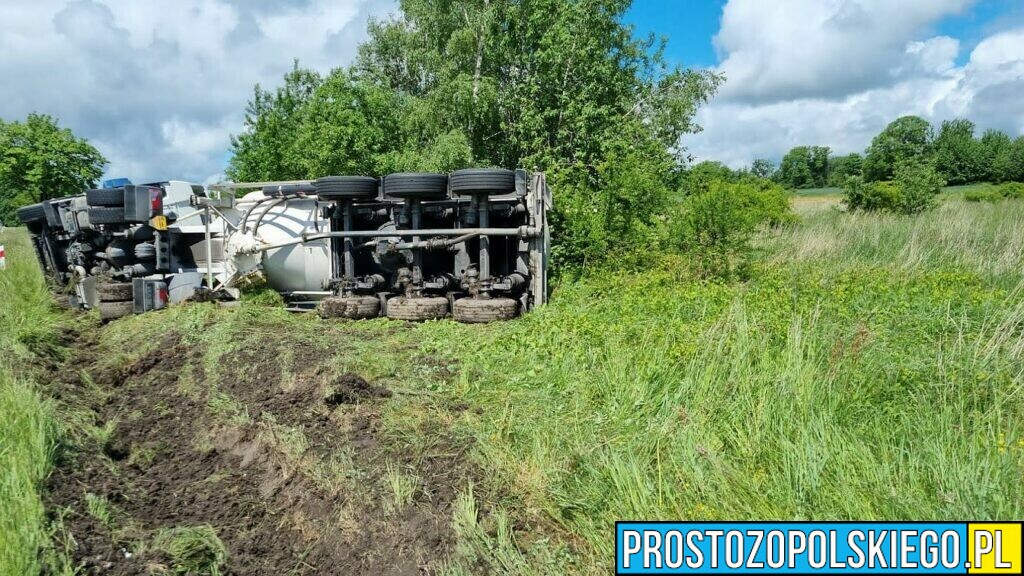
[0,244,6,270]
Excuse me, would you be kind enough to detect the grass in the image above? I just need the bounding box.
[0,227,63,576]
[3,196,1024,574]
[153,525,228,576]
[407,197,1024,568]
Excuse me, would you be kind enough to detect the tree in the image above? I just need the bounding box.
[933,119,985,185]
[0,113,106,224]
[778,147,813,189]
[1007,137,1024,183]
[808,146,831,187]
[980,129,1014,183]
[681,161,737,195]
[827,153,863,187]
[893,159,945,215]
[751,158,775,179]
[227,63,321,181]
[863,116,933,182]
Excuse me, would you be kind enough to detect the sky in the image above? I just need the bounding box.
[0,1,1022,182]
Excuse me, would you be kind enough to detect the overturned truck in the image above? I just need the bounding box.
[17,169,551,323]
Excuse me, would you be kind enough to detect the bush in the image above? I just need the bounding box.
[998,182,1024,200]
[843,161,945,215]
[842,177,900,212]
[670,180,794,278]
[893,160,945,214]
[964,189,1001,203]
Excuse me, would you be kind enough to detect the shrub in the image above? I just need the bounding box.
[998,182,1024,200]
[964,189,1001,203]
[670,179,794,278]
[843,161,945,215]
[842,177,899,212]
[893,160,945,214]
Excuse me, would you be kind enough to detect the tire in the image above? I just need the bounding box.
[87,207,127,225]
[262,183,317,198]
[315,176,379,200]
[319,295,381,320]
[98,300,134,321]
[16,203,46,224]
[86,188,125,207]
[98,282,134,302]
[450,168,516,195]
[383,173,448,199]
[452,297,518,323]
[385,296,449,321]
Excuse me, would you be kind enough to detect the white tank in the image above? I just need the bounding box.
[237,193,332,292]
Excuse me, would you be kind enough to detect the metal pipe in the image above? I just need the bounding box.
[410,200,422,285]
[390,232,480,251]
[239,196,275,234]
[478,196,491,282]
[342,203,354,280]
[243,227,540,254]
[204,205,213,288]
[250,198,287,237]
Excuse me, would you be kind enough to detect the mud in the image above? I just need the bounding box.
[41,319,481,575]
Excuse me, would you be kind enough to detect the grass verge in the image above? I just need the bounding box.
[0,227,64,575]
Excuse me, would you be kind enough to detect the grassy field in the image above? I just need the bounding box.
[794,183,998,198]
[2,197,1023,574]
[0,227,63,576]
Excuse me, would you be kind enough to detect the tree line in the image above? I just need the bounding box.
[761,116,1024,190]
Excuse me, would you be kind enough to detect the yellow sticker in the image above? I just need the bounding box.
[968,523,1022,574]
[150,215,168,230]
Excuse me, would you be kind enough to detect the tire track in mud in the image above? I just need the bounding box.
[42,321,483,575]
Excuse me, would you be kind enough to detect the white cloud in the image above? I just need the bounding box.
[689,0,1024,168]
[714,0,974,103]
[0,0,397,184]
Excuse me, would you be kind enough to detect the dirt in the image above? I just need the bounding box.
[40,319,483,575]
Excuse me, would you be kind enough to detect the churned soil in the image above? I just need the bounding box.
[41,319,481,575]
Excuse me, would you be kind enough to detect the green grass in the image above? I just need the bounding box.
[0,228,63,576]
[407,197,1024,569]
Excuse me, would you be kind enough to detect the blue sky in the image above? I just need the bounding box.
[1,0,1022,179]
[625,0,1023,69]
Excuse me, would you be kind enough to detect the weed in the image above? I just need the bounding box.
[84,493,117,532]
[384,462,418,513]
[153,525,228,576]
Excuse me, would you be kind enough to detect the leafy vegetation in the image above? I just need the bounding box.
[0,114,106,225]
[772,115,1024,193]
[0,228,63,576]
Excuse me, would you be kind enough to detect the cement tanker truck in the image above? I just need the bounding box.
[16,169,551,323]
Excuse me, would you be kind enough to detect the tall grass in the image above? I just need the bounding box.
[0,228,62,575]
[416,199,1024,569]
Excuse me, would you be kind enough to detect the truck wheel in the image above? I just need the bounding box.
[98,300,134,321]
[450,168,516,195]
[315,176,379,200]
[85,188,125,207]
[319,295,381,320]
[452,297,519,323]
[87,207,127,225]
[16,203,46,224]
[98,282,134,302]
[383,173,448,199]
[385,296,449,321]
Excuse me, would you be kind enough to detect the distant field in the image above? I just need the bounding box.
[793,182,998,198]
